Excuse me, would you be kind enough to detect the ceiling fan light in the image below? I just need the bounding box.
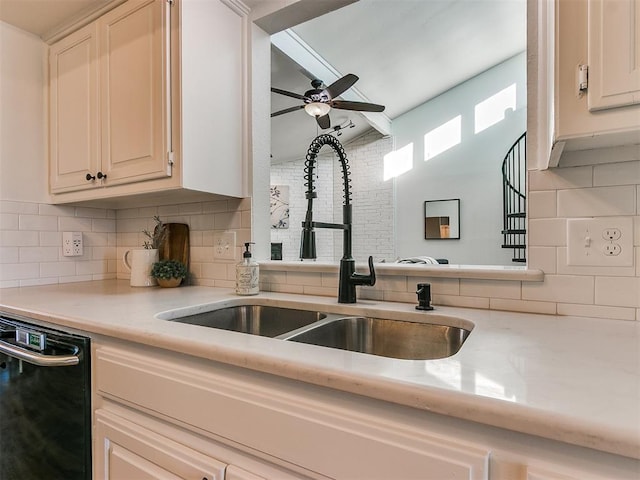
[304,102,331,117]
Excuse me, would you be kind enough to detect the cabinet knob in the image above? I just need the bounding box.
[86,173,96,181]
[97,171,107,180]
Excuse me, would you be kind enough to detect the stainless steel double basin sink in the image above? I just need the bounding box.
[159,304,471,360]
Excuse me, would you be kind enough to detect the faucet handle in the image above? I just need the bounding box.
[351,256,376,286]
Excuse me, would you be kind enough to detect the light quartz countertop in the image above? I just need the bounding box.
[0,279,638,459]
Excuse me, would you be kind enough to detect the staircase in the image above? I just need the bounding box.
[501,132,526,263]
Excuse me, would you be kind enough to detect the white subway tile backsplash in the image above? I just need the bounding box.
[593,161,640,187]
[594,277,640,308]
[77,260,107,276]
[39,231,62,246]
[415,277,461,296]
[179,203,202,215]
[214,211,241,230]
[460,279,521,299]
[489,298,557,315]
[190,246,215,263]
[40,262,76,277]
[75,206,108,218]
[557,186,636,217]
[303,285,337,297]
[202,200,230,214]
[0,230,39,246]
[0,213,19,230]
[0,247,19,263]
[190,215,215,231]
[528,218,567,246]
[528,166,592,191]
[432,294,490,309]
[58,274,93,284]
[58,216,92,232]
[528,246,556,274]
[20,214,57,231]
[0,201,38,214]
[19,246,59,263]
[39,204,75,217]
[522,275,594,304]
[528,191,557,218]
[0,262,40,281]
[92,218,116,232]
[286,271,323,287]
[557,303,636,321]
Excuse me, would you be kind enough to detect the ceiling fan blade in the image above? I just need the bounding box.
[316,113,331,129]
[271,105,305,117]
[271,87,306,101]
[331,100,385,113]
[323,74,359,99]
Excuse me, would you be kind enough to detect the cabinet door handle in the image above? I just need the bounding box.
[86,173,96,181]
[97,171,107,180]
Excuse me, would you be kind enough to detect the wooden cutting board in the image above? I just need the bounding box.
[158,223,190,271]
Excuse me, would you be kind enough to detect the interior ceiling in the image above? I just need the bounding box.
[271,0,526,162]
[0,0,526,164]
[0,0,112,38]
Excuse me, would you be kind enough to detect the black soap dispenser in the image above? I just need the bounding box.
[236,242,259,295]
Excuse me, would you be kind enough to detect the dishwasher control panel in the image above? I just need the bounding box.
[16,328,46,351]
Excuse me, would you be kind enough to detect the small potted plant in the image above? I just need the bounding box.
[150,259,188,288]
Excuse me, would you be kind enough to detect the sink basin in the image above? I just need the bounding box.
[284,316,470,360]
[167,305,327,338]
[161,303,471,360]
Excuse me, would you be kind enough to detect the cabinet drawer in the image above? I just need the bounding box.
[95,409,226,480]
[96,346,489,479]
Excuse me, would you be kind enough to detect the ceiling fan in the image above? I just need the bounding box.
[271,73,385,129]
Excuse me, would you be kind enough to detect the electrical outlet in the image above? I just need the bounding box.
[567,217,633,267]
[602,228,622,241]
[63,232,83,257]
[213,231,236,260]
[603,243,622,256]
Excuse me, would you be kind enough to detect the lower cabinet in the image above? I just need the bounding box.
[93,340,639,480]
[93,341,490,479]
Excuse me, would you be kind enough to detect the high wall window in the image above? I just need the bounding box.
[474,83,516,134]
[423,115,462,162]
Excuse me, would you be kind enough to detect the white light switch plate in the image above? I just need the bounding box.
[567,217,633,267]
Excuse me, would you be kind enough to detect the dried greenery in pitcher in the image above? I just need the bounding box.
[142,215,167,249]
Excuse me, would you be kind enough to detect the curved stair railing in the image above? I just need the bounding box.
[502,132,527,263]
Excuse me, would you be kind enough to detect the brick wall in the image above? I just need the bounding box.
[270,131,395,262]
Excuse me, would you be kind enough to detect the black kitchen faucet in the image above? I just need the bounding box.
[299,134,376,303]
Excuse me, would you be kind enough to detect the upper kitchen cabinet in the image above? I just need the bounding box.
[48,0,248,205]
[549,0,640,165]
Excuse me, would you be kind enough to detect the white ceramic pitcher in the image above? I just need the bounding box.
[123,249,158,287]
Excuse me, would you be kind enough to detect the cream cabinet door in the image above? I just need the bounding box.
[49,23,99,193]
[98,0,171,186]
[587,0,640,111]
[95,409,226,480]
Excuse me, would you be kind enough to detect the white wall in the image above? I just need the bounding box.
[0,22,48,203]
[393,52,527,265]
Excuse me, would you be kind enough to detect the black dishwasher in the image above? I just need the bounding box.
[0,314,91,480]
